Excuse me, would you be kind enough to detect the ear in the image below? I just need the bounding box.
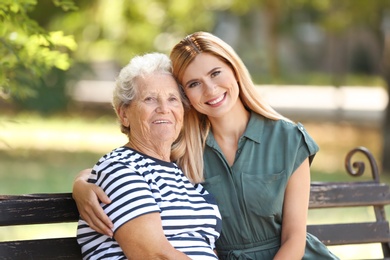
[117,106,129,127]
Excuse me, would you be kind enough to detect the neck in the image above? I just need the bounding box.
[127,138,171,162]
[208,101,250,143]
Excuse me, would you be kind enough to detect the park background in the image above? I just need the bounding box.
[1,0,390,259]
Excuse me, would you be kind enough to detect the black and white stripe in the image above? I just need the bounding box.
[77,146,221,259]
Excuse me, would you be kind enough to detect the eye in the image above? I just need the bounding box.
[169,96,179,102]
[144,96,156,103]
[211,70,221,78]
[188,81,200,88]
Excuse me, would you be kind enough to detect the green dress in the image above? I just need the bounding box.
[201,112,339,260]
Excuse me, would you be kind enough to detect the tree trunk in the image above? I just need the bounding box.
[382,31,390,175]
[264,0,280,78]
[383,89,390,175]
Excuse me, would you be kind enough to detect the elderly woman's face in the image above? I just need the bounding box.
[121,73,184,146]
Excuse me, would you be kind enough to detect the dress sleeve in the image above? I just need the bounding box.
[93,159,160,233]
[293,122,319,173]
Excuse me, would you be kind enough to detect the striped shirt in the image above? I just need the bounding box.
[77,146,222,259]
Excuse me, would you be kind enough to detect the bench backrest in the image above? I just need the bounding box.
[0,193,81,259]
[308,147,390,258]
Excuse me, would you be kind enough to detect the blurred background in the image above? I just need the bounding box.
[1,0,390,258]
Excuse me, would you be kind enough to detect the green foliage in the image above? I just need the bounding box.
[53,0,215,65]
[253,72,386,87]
[0,0,77,100]
[287,0,390,33]
[1,0,389,109]
[52,0,78,11]
[13,68,70,114]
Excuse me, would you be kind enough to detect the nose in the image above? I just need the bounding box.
[204,80,217,96]
[156,100,169,114]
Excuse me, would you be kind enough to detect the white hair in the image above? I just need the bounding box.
[112,52,172,111]
[112,52,188,136]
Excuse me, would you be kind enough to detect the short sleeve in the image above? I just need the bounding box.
[293,122,319,171]
[94,159,160,233]
[193,183,209,196]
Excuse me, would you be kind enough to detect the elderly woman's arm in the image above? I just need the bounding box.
[72,169,113,237]
[116,212,191,259]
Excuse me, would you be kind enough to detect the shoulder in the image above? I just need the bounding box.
[258,115,319,153]
[91,147,148,183]
[262,117,308,138]
[257,115,299,136]
[95,147,144,169]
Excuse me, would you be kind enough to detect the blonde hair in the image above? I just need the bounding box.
[170,31,290,183]
[112,52,189,163]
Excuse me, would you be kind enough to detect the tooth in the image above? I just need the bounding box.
[209,95,223,105]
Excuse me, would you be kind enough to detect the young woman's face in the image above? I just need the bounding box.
[120,73,184,145]
[181,53,240,118]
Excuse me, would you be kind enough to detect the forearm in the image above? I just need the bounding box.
[116,213,191,260]
[72,168,113,236]
[273,237,305,260]
[120,242,191,260]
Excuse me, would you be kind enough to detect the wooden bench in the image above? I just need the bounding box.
[308,146,390,259]
[0,146,389,259]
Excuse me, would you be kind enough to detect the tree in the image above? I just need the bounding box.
[317,0,390,174]
[382,22,390,174]
[0,0,77,100]
[48,0,215,66]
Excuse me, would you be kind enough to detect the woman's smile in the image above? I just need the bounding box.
[206,93,226,106]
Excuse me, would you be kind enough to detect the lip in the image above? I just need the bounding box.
[205,93,226,106]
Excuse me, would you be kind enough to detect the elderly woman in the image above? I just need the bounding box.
[76,52,221,260]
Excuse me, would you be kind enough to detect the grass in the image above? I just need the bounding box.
[0,112,388,259]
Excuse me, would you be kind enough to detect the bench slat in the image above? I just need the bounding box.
[0,237,82,260]
[309,182,390,208]
[308,221,390,245]
[0,193,79,226]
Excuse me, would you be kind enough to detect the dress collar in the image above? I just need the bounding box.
[205,111,264,149]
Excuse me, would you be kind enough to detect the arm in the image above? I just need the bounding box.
[72,168,114,237]
[274,158,310,260]
[115,212,191,259]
